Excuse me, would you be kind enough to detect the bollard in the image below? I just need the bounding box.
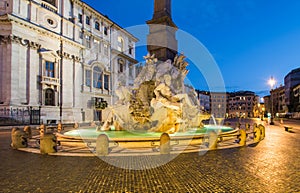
[11,127,28,149]
[39,124,45,136]
[252,123,257,130]
[225,122,231,126]
[96,134,109,156]
[23,126,32,139]
[245,123,250,131]
[160,133,171,154]
[258,124,265,140]
[74,122,79,129]
[253,126,261,143]
[238,129,246,146]
[236,122,241,129]
[57,123,62,133]
[208,131,218,150]
[40,133,57,154]
[91,121,96,127]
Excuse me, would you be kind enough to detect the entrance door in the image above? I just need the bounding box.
[94,110,102,122]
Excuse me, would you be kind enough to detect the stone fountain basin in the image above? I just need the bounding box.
[57,125,236,149]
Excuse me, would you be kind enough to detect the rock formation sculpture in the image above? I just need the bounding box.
[107,53,209,133]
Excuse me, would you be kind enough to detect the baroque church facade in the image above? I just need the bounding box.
[0,0,139,123]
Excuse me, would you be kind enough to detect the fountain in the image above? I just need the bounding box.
[61,53,234,147]
[60,0,235,152]
[103,53,209,133]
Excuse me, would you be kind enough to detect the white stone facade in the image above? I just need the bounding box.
[0,0,138,124]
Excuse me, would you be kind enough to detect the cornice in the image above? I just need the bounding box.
[8,14,61,40]
[7,14,85,50]
[112,49,138,64]
[0,34,41,49]
[57,49,81,62]
[0,14,10,22]
[73,0,138,42]
[146,16,178,29]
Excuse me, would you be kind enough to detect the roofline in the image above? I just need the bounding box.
[79,0,139,42]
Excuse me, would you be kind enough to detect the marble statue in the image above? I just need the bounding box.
[108,53,209,133]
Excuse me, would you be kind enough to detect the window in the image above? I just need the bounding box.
[47,18,54,25]
[118,59,124,73]
[45,61,55,78]
[95,21,100,30]
[104,75,109,90]
[86,16,90,25]
[85,35,91,48]
[93,66,102,89]
[104,26,108,35]
[119,64,124,73]
[129,46,133,55]
[117,36,124,52]
[79,31,83,39]
[85,69,91,86]
[45,89,55,106]
[78,14,83,23]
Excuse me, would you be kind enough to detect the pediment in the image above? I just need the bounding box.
[39,48,59,62]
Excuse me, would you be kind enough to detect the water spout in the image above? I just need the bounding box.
[210,114,217,126]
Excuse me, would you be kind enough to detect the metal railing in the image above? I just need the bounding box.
[0,107,40,126]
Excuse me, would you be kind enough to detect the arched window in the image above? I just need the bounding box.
[117,36,124,52]
[93,66,102,89]
[45,89,55,106]
[118,59,124,73]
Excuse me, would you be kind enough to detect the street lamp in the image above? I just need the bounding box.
[268,76,276,125]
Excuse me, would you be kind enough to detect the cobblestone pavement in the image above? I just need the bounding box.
[0,119,299,193]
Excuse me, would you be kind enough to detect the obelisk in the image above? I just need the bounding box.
[146,0,178,62]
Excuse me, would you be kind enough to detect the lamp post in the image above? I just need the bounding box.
[262,107,265,121]
[268,76,276,125]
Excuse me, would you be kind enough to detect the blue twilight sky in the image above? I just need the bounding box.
[83,0,300,96]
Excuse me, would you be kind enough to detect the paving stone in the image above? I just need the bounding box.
[0,119,299,192]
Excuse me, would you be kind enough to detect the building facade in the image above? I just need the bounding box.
[291,84,300,113]
[284,67,300,111]
[228,91,259,118]
[270,85,286,116]
[0,0,138,124]
[263,95,271,116]
[210,92,228,118]
[196,90,210,113]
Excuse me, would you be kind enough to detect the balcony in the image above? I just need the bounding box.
[41,2,58,13]
[41,76,60,87]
